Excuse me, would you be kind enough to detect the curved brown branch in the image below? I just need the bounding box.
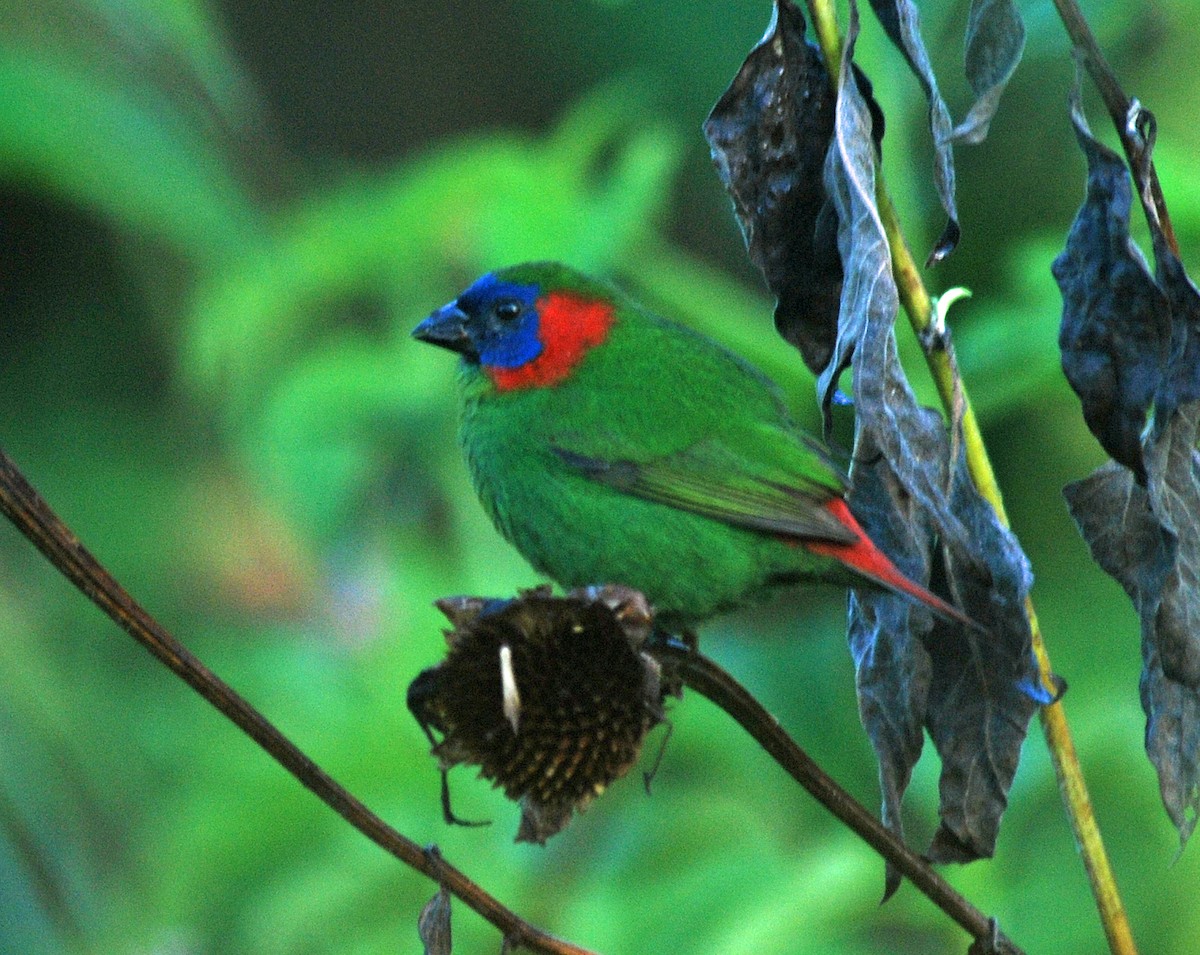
[0,447,595,955]
[1050,0,1179,254]
[652,637,1023,955]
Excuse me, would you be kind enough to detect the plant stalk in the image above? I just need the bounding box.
[1048,0,1178,254]
[880,188,1137,955]
[802,0,1138,952]
[655,639,1024,954]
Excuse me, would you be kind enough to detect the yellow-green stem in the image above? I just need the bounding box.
[881,183,1137,955]
[877,189,1006,512]
[804,0,1138,951]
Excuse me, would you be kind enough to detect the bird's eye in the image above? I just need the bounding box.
[495,300,521,321]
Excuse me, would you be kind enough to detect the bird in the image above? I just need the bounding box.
[413,261,974,632]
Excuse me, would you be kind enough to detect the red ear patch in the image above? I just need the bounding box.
[488,292,615,392]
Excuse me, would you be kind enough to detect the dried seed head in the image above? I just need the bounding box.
[409,586,665,843]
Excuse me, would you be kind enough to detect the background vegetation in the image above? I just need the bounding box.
[2,0,1198,952]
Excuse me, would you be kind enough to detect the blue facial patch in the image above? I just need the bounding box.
[479,318,542,368]
[458,274,544,369]
[458,273,541,313]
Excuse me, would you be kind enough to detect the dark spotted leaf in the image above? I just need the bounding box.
[1053,84,1170,481]
[865,0,960,263]
[826,5,1041,880]
[1057,80,1200,846]
[418,884,452,955]
[704,0,881,378]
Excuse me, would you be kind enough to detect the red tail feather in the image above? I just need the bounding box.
[806,499,980,630]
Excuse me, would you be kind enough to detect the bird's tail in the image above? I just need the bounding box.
[806,499,981,631]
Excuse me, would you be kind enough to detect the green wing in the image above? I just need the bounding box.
[553,430,856,545]
[542,299,855,544]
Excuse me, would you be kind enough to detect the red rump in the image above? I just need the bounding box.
[488,292,615,392]
[806,499,977,629]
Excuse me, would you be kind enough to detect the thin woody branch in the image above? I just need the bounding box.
[1049,0,1179,254]
[652,637,1023,955]
[0,447,595,955]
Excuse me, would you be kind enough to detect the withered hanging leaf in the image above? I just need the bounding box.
[1145,226,1200,696]
[409,586,665,844]
[847,422,1041,870]
[1057,79,1200,845]
[954,0,1026,144]
[813,0,891,427]
[923,448,1043,864]
[826,5,1041,876]
[704,0,882,377]
[867,0,1026,255]
[1143,634,1200,846]
[1064,411,1200,844]
[1052,84,1170,482]
[1154,229,1200,418]
[865,0,960,263]
[844,430,935,900]
[418,884,453,955]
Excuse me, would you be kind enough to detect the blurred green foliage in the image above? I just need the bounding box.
[2,1,1199,953]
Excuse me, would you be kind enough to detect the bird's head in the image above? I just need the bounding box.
[413,263,617,392]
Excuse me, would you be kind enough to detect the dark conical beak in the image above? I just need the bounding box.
[412,303,477,358]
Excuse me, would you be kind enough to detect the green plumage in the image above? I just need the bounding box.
[426,262,863,628]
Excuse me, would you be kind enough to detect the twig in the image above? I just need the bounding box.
[801,1,1138,953]
[1049,0,1179,254]
[0,447,596,955]
[653,638,1023,955]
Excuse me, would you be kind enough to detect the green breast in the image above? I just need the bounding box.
[455,353,835,627]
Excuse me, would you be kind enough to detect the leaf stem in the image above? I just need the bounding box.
[802,0,1138,952]
[654,639,1023,954]
[0,448,596,955]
